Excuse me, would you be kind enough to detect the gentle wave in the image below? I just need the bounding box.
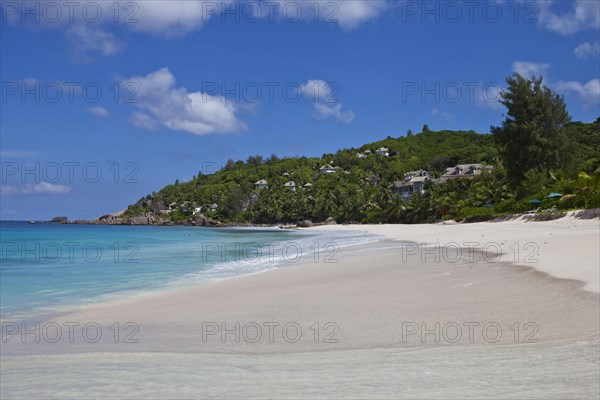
[0,222,381,320]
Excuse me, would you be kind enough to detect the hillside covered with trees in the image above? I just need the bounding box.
[118,74,599,226]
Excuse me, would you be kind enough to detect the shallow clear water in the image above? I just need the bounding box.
[0,221,378,319]
[2,222,597,399]
[2,343,599,399]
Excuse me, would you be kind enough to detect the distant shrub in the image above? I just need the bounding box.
[495,198,531,214]
[362,209,383,224]
[170,209,188,222]
[556,194,582,210]
[456,207,495,222]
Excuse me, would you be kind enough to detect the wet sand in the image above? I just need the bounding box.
[1,217,599,399]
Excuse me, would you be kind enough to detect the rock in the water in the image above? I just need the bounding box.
[50,216,68,224]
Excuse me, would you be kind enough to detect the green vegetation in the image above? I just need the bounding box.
[456,207,495,222]
[491,74,573,187]
[123,74,599,225]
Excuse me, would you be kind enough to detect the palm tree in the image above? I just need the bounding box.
[315,187,338,221]
[570,168,600,208]
[384,194,405,223]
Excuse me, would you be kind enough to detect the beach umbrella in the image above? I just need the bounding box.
[545,192,563,199]
[528,199,542,204]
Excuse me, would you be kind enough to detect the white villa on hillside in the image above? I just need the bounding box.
[195,203,218,213]
[392,170,431,201]
[376,147,390,156]
[437,164,493,182]
[357,152,367,159]
[320,165,338,174]
[284,181,297,191]
[303,183,313,189]
[255,179,268,189]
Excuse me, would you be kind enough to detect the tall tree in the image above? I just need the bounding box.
[422,124,430,133]
[491,74,571,187]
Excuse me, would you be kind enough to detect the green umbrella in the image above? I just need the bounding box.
[545,192,563,199]
[528,199,542,204]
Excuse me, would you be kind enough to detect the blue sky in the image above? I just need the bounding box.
[1,0,599,220]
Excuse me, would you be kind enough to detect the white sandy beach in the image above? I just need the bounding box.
[313,212,600,293]
[2,215,599,399]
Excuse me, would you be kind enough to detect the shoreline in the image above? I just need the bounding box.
[310,213,600,293]
[3,216,598,353]
[2,216,599,398]
[0,225,382,324]
[2,215,597,330]
[24,207,599,229]
[3,215,598,328]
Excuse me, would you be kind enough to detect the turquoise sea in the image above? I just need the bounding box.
[2,222,599,400]
[0,221,377,320]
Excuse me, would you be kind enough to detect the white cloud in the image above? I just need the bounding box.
[0,186,20,196]
[537,0,600,35]
[299,79,355,123]
[22,182,72,195]
[1,182,72,196]
[512,61,551,78]
[5,1,388,60]
[130,0,388,32]
[313,103,355,124]
[129,0,234,36]
[300,80,336,102]
[334,0,388,29]
[431,108,453,122]
[289,0,388,29]
[4,1,229,58]
[130,112,158,131]
[554,79,600,105]
[507,61,599,106]
[88,106,109,118]
[124,68,245,136]
[65,24,124,61]
[575,41,600,59]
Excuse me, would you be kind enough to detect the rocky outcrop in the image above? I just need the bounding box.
[297,220,314,228]
[241,192,260,211]
[573,208,600,219]
[74,211,220,227]
[131,216,150,225]
[97,214,128,225]
[50,216,68,224]
[191,213,219,226]
[150,201,167,214]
